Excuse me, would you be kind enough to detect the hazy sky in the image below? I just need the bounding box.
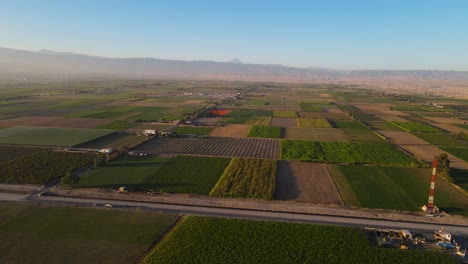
[1,0,468,70]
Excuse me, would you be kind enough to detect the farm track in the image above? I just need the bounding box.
[136,137,280,159]
[276,161,342,205]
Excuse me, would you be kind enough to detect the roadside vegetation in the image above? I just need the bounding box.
[143,216,457,264]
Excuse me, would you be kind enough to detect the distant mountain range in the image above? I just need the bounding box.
[1,47,468,82]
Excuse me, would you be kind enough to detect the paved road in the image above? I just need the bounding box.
[1,191,467,236]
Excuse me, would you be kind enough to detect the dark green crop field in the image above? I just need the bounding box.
[329,165,468,215]
[142,156,230,194]
[143,216,457,264]
[0,126,115,146]
[0,204,177,264]
[247,125,281,138]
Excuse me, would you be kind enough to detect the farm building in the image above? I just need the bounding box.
[144,129,157,136]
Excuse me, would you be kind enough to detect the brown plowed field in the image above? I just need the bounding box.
[136,137,279,159]
[298,112,350,120]
[210,125,251,137]
[425,117,466,124]
[276,161,342,204]
[0,116,110,128]
[269,117,297,127]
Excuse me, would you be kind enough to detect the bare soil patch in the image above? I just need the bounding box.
[0,116,109,128]
[210,124,251,137]
[276,161,342,204]
[270,117,297,127]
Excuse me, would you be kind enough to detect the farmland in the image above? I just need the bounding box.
[412,132,468,147]
[297,118,332,128]
[78,156,170,188]
[247,125,281,138]
[282,127,350,142]
[0,151,96,184]
[299,103,323,112]
[142,156,230,194]
[281,140,417,166]
[392,121,444,133]
[0,126,115,146]
[330,120,366,129]
[343,128,386,143]
[171,126,213,135]
[0,146,46,163]
[269,117,297,127]
[441,147,468,162]
[0,204,178,264]
[136,137,280,159]
[273,111,297,118]
[94,120,137,130]
[143,216,456,264]
[0,116,110,128]
[209,124,251,137]
[210,158,277,199]
[76,133,147,149]
[276,161,342,204]
[329,165,468,215]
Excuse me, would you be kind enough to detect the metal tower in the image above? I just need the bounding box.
[422,159,439,216]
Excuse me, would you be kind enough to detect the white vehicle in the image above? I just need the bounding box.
[104,203,113,208]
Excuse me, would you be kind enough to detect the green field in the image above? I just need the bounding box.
[0,126,115,146]
[366,121,403,131]
[76,133,147,149]
[78,156,171,187]
[441,147,468,162]
[0,202,35,220]
[330,120,366,129]
[273,111,297,118]
[343,128,386,142]
[222,110,273,124]
[247,125,281,138]
[413,133,468,147]
[142,156,230,194]
[143,216,456,264]
[299,103,323,112]
[329,165,468,215]
[0,204,177,264]
[392,121,444,133]
[281,140,417,166]
[1,151,96,184]
[450,169,468,192]
[171,126,213,135]
[210,158,277,199]
[95,120,137,130]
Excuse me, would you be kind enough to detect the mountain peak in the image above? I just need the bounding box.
[229,58,243,64]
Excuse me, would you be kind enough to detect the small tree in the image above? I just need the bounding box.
[61,172,79,186]
[435,153,450,179]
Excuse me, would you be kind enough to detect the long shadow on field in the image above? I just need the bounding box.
[275,161,299,200]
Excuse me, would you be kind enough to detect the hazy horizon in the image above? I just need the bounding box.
[1,1,468,71]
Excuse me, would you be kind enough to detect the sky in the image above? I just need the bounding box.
[1,0,468,70]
